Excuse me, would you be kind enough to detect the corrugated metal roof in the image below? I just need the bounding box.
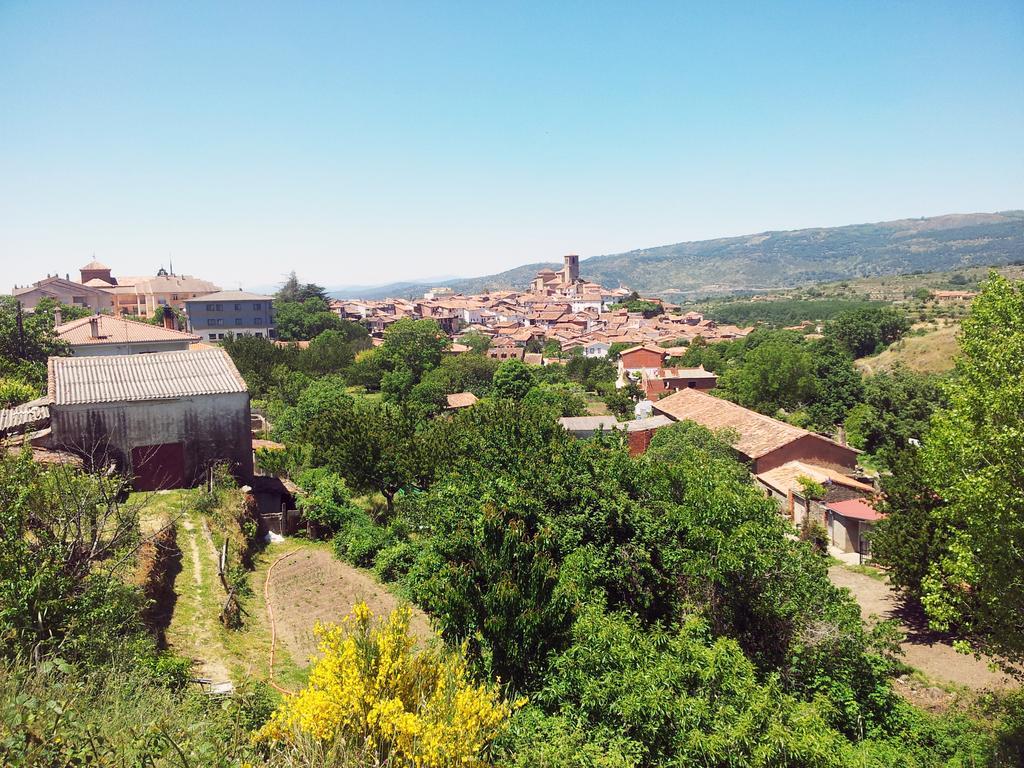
[48,348,248,405]
[0,404,49,434]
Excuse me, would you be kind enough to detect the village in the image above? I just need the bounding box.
[2,253,945,573]
[4,2,1023,762]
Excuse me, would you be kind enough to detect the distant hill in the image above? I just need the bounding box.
[331,211,1024,299]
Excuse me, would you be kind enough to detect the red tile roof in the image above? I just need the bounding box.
[55,315,200,346]
[826,498,884,522]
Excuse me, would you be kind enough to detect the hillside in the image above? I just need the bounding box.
[856,323,961,376]
[333,211,1024,299]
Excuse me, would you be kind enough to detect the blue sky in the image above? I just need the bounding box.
[2,1,1022,290]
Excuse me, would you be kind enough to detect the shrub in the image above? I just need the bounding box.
[373,540,418,582]
[255,603,513,766]
[333,520,388,567]
[0,377,37,408]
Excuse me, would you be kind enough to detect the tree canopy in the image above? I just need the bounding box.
[875,273,1024,670]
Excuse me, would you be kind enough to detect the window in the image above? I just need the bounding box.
[216,303,223,311]
[172,294,179,301]
[234,303,241,311]
[208,333,217,340]
[235,318,243,325]
[253,302,262,310]
[254,317,263,326]
[254,331,263,337]
[206,304,215,311]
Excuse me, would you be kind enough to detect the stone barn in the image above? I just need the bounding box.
[47,348,253,490]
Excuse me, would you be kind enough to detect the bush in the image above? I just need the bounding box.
[373,540,418,582]
[333,520,388,567]
[255,603,512,766]
[0,377,37,408]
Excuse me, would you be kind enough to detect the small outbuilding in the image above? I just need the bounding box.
[825,498,885,557]
[47,348,253,490]
[445,392,479,410]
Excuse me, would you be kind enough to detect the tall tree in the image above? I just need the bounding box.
[805,337,863,429]
[378,318,449,382]
[874,274,1024,672]
[719,335,815,414]
[274,297,346,341]
[275,271,328,303]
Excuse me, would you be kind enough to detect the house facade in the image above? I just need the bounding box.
[826,498,884,556]
[12,277,114,313]
[185,291,276,341]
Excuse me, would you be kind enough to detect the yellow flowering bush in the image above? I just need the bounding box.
[255,602,512,767]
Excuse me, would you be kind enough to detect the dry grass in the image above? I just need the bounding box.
[856,323,960,375]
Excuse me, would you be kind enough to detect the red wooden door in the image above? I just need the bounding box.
[132,443,186,490]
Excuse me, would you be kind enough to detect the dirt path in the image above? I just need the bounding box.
[265,546,433,668]
[828,566,1015,690]
[169,516,232,685]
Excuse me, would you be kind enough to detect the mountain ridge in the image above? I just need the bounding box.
[330,211,1024,300]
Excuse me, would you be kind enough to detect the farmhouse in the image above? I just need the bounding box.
[756,459,875,527]
[652,387,859,473]
[47,348,253,490]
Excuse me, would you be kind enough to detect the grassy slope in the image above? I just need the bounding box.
[856,323,960,375]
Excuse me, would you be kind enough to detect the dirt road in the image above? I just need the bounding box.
[828,566,1015,690]
[266,546,433,667]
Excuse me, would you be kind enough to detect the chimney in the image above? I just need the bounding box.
[163,310,175,330]
[89,316,100,338]
[53,306,61,327]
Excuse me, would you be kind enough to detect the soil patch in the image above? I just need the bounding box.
[828,565,1016,691]
[266,546,433,667]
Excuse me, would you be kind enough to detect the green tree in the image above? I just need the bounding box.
[0,378,37,408]
[899,273,1024,669]
[274,298,346,341]
[0,452,148,664]
[378,318,449,382]
[275,271,328,302]
[805,337,863,429]
[719,335,815,414]
[458,330,492,354]
[0,296,69,389]
[148,305,187,329]
[294,468,362,535]
[825,307,909,357]
[492,359,537,401]
[845,366,945,463]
